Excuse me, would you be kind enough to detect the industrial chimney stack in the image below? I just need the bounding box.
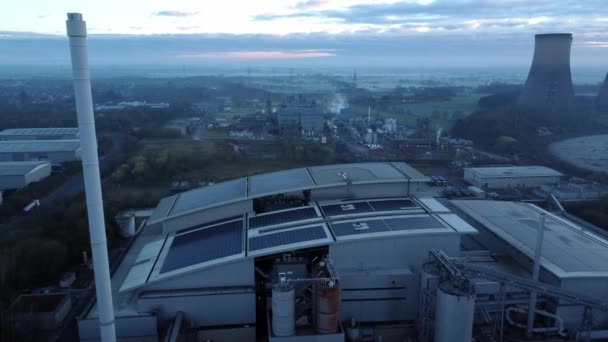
[518,33,575,112]
[66,13,116,342]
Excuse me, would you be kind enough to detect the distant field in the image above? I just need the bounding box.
[204,129,230,138]
[353,93,487,128]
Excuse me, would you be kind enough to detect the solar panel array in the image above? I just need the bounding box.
[249,225,327,251]
[330,215,444,237]
[321,199,418,217]
[331,219,389,236]
[161,220,243,274]
[369,199,416,211]
[249,207,318,229]
[321,201,374,216]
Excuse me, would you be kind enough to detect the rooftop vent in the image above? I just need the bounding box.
[352,222,369,230]
[340,204,356,211]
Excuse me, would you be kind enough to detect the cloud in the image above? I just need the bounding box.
[176,26,201,31]
[153,11,198,17]
[253,0,607,37]
[295,0,331,10]
[179,49,336,60]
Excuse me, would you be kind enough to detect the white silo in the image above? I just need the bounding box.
[434,281,476,342]
[272,282,295,336]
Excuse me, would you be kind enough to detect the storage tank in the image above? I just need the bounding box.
[272,283,295,336]
[419,262,440,342]
[316,282,340,333]
[434,281,475,342]
[116,213,135,238]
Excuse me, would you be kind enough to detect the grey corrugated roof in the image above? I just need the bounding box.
[148,162,429,224]
[453,200,608,277]
[0,161,50,176]
[168,178,248,216]
[308,162,405,184]
[0,140,81,153]
[248,168,315,197]
[0,128,79,136]
[465,166,563,178]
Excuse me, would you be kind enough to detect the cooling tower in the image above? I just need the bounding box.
[598,73,608,107]
[518,33,575,112]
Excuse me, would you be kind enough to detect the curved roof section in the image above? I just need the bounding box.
[0,161,50,176]
[148,162,429,225]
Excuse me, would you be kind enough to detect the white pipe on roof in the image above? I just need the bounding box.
[526,213,545,336]
[66,13,116,342]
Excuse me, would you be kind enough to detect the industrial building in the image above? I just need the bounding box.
[0,140,81,164]
[464,165,563,189]
[0,127,79,141]
[75,161,608,341]
[0,161,52,190]
[535,181,608,202]
[277,107,325,135]
[11,293,72,331]
[518,33,575,112]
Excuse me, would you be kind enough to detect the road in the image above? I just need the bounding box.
[3,133,125,232]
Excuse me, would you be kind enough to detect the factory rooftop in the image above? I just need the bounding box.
[0,127,79,136]
[148,162,429,224]
[119,196,476,293]
[453,200,608,278]
[0,161,51,176]
[0,140,81,153]
[464,165,563,178]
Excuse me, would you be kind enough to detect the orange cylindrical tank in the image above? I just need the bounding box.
[315,283,340,334]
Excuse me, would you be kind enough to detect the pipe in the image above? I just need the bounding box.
[66,13,116,342]
[506,306,566,336]
[165,311,184,342]
[527,213,545,336]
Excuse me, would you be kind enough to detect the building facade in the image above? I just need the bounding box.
[0,140,81,164]
[464,166,563,189]
[0,161,52,190]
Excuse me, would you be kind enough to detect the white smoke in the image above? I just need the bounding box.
[329,93,348,114]
[436,127,443,144]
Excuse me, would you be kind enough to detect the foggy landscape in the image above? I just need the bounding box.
[1,1,608,342]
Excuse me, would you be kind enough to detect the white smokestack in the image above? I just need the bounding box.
[66,13,116,342]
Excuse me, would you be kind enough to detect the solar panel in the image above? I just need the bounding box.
[369,199,416,212]
[249,207,318,229]
[330,219,389,237]
[161,220,243,273]
[383,216,443,231]
[249,225,327,251]
[322,201,373,216]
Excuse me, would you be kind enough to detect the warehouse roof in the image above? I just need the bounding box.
[0,161,51,176]
[0,140,81,153]
[120,195,475,293]
[0,128,79,136]
[148,162,430,224]
[465,166,563,178]
[453,200,608,278]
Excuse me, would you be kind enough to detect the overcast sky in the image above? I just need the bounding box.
[1,0,607,69]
